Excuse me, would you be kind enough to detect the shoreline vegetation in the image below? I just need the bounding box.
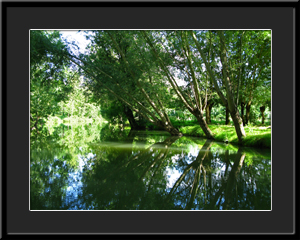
[135,119,271,149]
[126,118,271,149]
[44,116,271,149]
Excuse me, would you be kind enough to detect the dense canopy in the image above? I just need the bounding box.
[30,30,271,144]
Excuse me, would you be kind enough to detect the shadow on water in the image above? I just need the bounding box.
[30,124,271,210]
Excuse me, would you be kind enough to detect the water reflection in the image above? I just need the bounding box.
[30,124,271,210]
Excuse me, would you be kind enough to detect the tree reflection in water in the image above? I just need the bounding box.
[30,125,271,210]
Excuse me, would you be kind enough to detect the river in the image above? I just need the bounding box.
[30,123,271,210]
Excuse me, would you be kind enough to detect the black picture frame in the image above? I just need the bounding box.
[2,1,298,238]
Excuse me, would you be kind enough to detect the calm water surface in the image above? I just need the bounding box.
[30,123,271,210]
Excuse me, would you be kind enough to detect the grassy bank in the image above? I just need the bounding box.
[123,119,271,148]
[76,118,270,148]
[179,124,271,148]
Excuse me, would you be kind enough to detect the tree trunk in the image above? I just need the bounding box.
[205,104,211,124]
[225,106,230,125]
[229,107,246,143]
[224,78,246,142]
[245,101,251,125]
[205,100,214,124]
[260,106,265,124]
[217,30,246,143]
[225,81,246,143]
[194,109,214,139]
[241,102,246,126]
[123,105,145,130]
[156,120,182,136]
[209,103,213,123]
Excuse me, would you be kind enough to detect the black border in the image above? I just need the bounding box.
[2,1,298,238]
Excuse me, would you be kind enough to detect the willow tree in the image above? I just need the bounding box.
[141,30,215,139]
[188,30,246,143]
[67,30,182,136]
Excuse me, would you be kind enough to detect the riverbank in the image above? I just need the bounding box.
[88,121,271,149]
[179,124,271,148]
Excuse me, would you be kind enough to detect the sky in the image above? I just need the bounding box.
[59,30,91,55]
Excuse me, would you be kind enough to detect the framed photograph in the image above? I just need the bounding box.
[2,1,297,238]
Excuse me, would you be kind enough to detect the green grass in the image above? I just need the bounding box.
[179,124,271,148]
[171,119,199,128]
[107,119,271,148]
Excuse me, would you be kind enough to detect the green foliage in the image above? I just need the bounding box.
[30,29,271,144]
[237,30,271,106]
[30,30,73,135]
[76,31,177,128]
[56,74,103,123]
